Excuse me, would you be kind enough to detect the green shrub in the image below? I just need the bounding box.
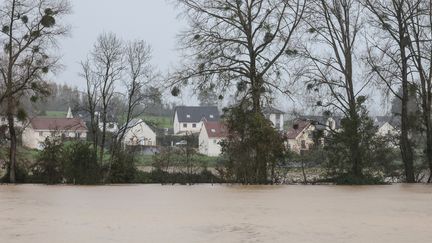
[63,142,101,185]
[108,149,138,183]
[333,173,388,185]
[32,138,64,184]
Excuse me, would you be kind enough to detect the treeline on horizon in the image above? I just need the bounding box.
[1,0,432,185]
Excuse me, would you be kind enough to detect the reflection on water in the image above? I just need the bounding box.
[0,184,431,243]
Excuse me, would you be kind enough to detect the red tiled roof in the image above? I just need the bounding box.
[203,121,227,138]
[30,117,87,131]
[286,120,310,139]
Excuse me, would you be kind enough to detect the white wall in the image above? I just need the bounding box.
[287,125,316,154]
[199,127,223,157]
[124,121,157,146]
[173,112,180,134]
[377,122,398,137]
[268,113,284,130]
[22,128,87,150]
[174,111,203,134]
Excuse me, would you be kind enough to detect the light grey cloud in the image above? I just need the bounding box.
[56,0,184,90]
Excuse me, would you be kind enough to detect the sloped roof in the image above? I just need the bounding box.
[374,116,401,129]
[175,106,220,123]
[122,118,155,132]
[203,121,228,138]
[30,117,87,131]
[286,120,311,139]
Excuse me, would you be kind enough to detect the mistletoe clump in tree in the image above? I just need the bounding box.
[172,0,306,184]
[0,0,71,183]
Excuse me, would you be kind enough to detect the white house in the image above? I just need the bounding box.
[375,116,400,137]
[199,121,227,157]
[173,106,220,135]
[286,120,317,154]
[22,117,88,150]
[263,107,285,131]
[123,119,157,146]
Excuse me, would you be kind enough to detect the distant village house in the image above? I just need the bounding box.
[123,118,157,146]
[263,107,285,131]
[173,106,220,135]
[22,116,88,150]
[199,121,227,157]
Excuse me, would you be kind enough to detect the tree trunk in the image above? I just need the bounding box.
[99,111,107,164]
[426,128,432,183]
[7,100,16,183]
[400,86,415,183]
[400,45,415,183]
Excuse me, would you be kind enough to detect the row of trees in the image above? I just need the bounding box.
[2,0,432,184]
[0,0,71,183]
[172,0,432,183]
[80,32,157,167]
[0,0,161,183]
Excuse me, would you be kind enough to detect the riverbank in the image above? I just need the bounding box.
[0,184,431,243]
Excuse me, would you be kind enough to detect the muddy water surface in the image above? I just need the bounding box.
[0,184,431,243]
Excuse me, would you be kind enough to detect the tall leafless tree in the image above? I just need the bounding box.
[81,33,124,164]
[173,0,306,112]
[405,0,432,182]
[115,40,154,145]
[80,60,100,157]
[302,0,369,177]
[363,0,420,182]
[0,0,70,183]
[172,0,306,184]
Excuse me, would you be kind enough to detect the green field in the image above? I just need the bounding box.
[141,115,172,129]
[42,111,67,118]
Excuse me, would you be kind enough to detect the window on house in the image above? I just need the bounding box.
[209,114,214,119]
[211,129,216,133]
[39,132,43,137]
[186,114,191,118]
[183,123,187,128]
[192,123,197,128]
[213,139,217,144]
[276,114,281,120]
[76,133,81,138]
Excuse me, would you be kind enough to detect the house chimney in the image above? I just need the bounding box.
[66,107,73,119]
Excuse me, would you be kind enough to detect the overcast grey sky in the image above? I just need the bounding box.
[53,0,387,114]
[57,0,183,89]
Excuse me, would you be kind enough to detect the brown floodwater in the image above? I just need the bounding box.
[0,184,431,243]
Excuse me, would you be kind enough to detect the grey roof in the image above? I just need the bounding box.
[174,106,220,123]
[128,118,143,127]
[263,107,284,114]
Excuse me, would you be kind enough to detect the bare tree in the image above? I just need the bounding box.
[0,0,70,183]
[81,33,124,164]
[363,0,420,183]
[173,0,306,112]
[172,0,306,184]
[80,60,99,157]
[115,40,154,146]
[405,0,432,182]
[302,0,368,177]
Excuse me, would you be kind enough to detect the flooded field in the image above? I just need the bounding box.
[0,184,431,243]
